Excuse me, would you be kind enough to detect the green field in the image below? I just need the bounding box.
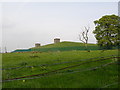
[2,50,119,88]
[2,42,119,88]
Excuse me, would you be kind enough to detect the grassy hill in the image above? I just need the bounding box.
[5,42,119,88]
[2,50,119,88]
[13,41,98,53]
[32,41,96,48]
[13,41,119,53]
[29,41,98,52]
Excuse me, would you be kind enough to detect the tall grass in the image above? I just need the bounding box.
[2,50,119,88]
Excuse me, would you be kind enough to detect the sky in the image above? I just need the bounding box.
[0,0,120,2]
[1,1,118,52]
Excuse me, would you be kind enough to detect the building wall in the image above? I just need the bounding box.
[54,39,60,44]
[35,43,40,47]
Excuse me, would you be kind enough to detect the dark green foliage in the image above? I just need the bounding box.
[93,14,120,49]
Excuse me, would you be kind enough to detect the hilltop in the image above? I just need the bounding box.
[12,41,98,53]
[29,41,99,52]
[31,41,97,49]
[12,41,118,53]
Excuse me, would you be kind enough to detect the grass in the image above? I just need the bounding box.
[2,50,118,68]
[2,64,118,88]
[13,41,119,52]
[2,49,119,88]
[0,53,2,89]
[32,41,97,48]
[29,41,98,52]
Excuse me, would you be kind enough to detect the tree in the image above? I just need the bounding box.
[79,26,90,50]
[93,14,120,49]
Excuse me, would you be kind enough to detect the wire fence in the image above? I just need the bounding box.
[2,56,119,82]
[97,82,119,89]
[101,82,119,88]
[1,54,118,70]
[1,61,118,82]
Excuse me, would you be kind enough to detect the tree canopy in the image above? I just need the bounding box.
[93,14,120,49]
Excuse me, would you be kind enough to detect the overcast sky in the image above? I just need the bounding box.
[0,0,120,2]
[1,1,118,52]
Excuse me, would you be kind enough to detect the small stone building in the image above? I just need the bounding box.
[54,38,60,44]
[35,43,41,47]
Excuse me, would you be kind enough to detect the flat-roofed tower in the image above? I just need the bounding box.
[54,38,60,44]
[35,43,41,47]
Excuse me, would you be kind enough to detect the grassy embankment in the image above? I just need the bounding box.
[30,41,98,52]
[2,42,119,88]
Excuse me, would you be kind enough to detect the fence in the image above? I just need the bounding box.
[1,54,117,70]
[2,56,119,82]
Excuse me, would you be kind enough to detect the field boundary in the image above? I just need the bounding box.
[2,56,119,82]
[2,61,118,82]
[1,54,118,70]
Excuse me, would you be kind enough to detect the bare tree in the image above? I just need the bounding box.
[79,26,90,50]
